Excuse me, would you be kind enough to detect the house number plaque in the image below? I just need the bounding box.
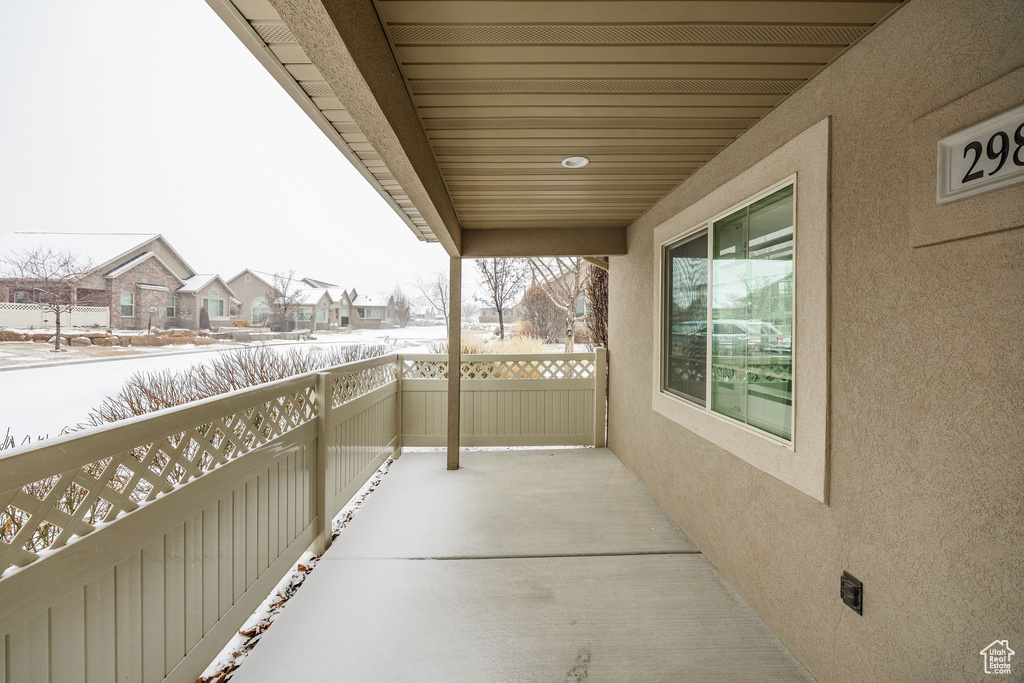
[936,103,1024,204]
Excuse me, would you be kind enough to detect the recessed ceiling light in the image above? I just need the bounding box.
[561,156,589,168]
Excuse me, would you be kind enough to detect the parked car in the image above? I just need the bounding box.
[671,319,790,356]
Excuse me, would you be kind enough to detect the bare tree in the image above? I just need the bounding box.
[519,285,562,342]
[585,259,609,349]
[528,257,587,352]
[461,299,480,323]
[387,286,412,328]
[1,247,92,352]
[475,258,527,340]
[267,270,303,332]
[414,270,449,327]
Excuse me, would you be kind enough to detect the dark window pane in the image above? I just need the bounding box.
[664,232,708,404]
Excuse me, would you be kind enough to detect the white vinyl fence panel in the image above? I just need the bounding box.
[0,355,400,683]
[401,351,606,447]
[0,351,604,683]
[0,303,110,330]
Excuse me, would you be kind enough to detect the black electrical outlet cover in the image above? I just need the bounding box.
[841,571,863,615]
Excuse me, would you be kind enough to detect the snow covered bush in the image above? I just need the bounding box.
[82,344,391,425]
[1,344,394,557]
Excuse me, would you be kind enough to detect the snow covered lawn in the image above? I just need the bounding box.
[0,326,448,447]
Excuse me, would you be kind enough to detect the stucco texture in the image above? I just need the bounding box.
[608,1,1024,681]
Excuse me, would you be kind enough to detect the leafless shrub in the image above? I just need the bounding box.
[519,285,563,343]
[427,337,488,355]
[1,344,391,559]
[82,344,391,425]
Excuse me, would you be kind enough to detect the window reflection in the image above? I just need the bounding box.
[664,231,707,405]
[711,186,794,440]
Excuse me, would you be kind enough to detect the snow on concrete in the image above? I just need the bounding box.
[197,457,396,683]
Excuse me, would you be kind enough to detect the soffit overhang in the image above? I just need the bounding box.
[208,0,438,244]
[210,0,904,257]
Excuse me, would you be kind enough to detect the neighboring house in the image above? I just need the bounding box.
[0,232,199,330]
[329,288,353,327]
[177,274,237,330]
[410,303,443,324]
[290,288,335,331]
[227,272,346,328]
[226,269,276,325]
[348,289,386,329]
[478,306,516,324]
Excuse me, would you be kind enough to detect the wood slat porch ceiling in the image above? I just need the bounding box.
[223,0,902,243]
[373,0,903,231]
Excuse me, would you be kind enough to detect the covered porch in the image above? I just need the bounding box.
[232,448,813,682]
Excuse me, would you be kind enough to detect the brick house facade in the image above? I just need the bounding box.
[0,233,200,330]
[106,254,191,330]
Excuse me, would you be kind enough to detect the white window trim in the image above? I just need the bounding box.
[203,297,226,318]
[120,292,134,317]
[650,118,830,503]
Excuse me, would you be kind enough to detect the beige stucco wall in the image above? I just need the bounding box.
[608,1,1024,681]
[227,273,274,321]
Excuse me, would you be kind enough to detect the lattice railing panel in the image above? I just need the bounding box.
[0,384,316,577]
[331,361,398,407]
[402,356,596,381]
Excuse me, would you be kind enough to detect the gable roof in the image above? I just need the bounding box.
[293,287,334,306]
[104,251,187,284]
[352,294,385,307]
[1,232,195,278]
[303,277,340,289]
[178,274,235,297]
[328,288,351,304]
[227,269,275,289]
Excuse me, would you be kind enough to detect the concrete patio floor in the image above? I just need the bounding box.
[231,448,814,682]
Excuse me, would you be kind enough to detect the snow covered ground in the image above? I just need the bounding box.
[0,326,448,448]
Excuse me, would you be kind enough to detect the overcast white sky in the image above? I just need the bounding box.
[0,1,458,298]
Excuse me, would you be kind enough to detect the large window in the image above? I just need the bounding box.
[297,307,312,322]
[662,184,794,441]
[316,304,327,323]
[203,298,225,317]
[120,291,134,317]
[252,297,269,323]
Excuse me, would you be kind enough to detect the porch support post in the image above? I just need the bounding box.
[394,356,403,459]
[594,347,607,448]
[447,257,461,470]
[313,371,332,554]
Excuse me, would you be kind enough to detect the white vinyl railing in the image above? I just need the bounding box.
[0,303,110,330]
[0,351,605,683]
[401,351,606,447]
